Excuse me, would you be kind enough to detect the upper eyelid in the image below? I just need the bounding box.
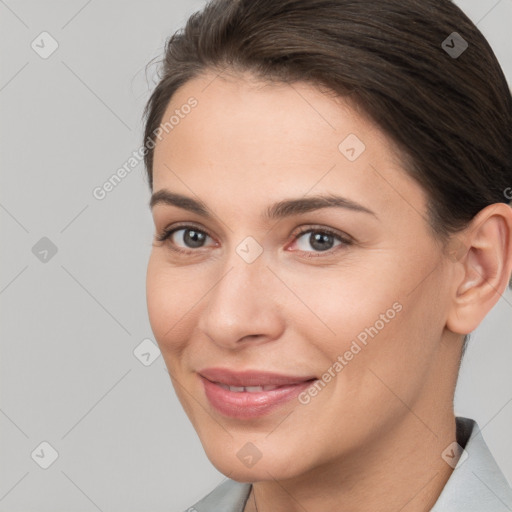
[160,222,215,241]
[295,225,352,241]
[159,222,348,237]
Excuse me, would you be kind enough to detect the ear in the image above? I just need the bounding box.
[445,203,512,335]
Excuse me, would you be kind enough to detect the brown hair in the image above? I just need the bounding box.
[142,0,512,354]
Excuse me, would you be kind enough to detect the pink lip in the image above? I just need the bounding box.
[198,368,317,419]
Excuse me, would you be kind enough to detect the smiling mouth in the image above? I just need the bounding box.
[198,367,318,387]
[212,381,316,393]
[198,368,318,419]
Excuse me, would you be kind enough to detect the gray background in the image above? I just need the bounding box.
[0,1,511,511]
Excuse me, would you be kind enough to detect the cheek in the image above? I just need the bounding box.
[294,263,435,396]
[329,280,443,413]
[146,255,168,339]
[146,252,194,356]
[283,265,403,350]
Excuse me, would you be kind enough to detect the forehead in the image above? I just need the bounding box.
[151,70,428,225]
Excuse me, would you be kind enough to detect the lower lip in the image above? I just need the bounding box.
[200,376,316,419]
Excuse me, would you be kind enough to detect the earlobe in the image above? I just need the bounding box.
[445,203,512,335]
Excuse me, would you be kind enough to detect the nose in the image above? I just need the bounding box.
[196,249,285,349]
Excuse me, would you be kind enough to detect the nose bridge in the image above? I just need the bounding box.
[213,233,270,304]
[197,238,283,346]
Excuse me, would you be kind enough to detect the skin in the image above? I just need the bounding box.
[146,69,512,512]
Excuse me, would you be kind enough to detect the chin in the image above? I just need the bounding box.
[203,440,311,483]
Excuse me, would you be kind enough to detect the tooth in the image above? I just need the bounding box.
[245,386,264,392]
[216,383,283,392]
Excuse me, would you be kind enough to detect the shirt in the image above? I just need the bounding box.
[185,416,512,511]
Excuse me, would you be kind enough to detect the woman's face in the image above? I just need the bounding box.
[146,70,460,481]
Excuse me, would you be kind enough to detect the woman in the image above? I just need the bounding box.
[142,0,512,510]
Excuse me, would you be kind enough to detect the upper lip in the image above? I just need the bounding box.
[199,367,317,387]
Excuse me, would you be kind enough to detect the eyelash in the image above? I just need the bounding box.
[155,222,353,258]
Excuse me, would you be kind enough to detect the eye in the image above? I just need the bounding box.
[155,224,216,254]
[155,223,353,257]
[289,226,353,257]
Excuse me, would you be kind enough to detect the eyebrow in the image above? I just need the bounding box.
[149,189,377,220]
